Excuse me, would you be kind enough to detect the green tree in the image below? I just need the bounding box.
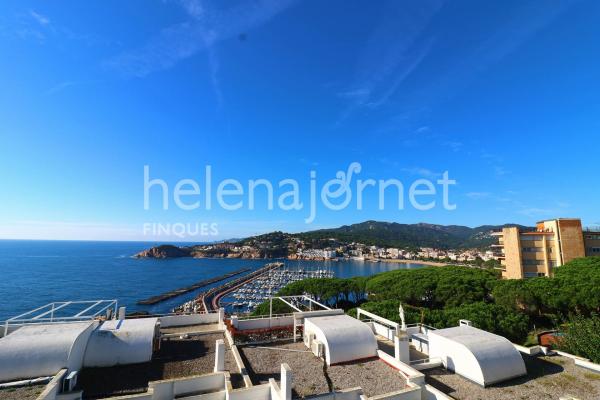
[560,315,600,363]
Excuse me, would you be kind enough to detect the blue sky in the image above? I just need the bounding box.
[0,0,599,241]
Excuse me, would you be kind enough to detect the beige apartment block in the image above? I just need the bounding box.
[493,218,592,279]
[584,230,600,256]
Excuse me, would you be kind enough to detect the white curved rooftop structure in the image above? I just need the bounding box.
[304,314,377,365]
[83,318,159,367]
[0,321,96,382]
[427,325,527,386]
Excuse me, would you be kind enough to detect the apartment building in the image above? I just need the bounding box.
[584,230,600,256]
[493,218,597,279]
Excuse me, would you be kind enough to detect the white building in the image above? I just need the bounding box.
[427,325,527,386]
[304,314,378,365]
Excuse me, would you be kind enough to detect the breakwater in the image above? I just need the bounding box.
[136,268,251,305]
[177,262,284,312]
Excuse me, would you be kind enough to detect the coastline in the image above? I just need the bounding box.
[135,252,449,267]
[377,258,449,267]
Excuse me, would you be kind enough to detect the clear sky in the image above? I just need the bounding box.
[0,0,599,241]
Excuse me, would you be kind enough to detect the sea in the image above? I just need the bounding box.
[0,240,426,321]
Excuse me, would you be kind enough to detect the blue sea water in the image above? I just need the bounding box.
[0,240,426,321]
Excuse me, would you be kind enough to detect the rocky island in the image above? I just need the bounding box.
[134,245,192,258]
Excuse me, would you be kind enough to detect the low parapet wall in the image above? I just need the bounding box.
[377,350,425,387]
[159,313,220,328]
[227,383,271,400]
[150,372,226,399]
[231,316,294,331]
[365,385,421,400]
[423,385,452,400]
[36,369,68,400]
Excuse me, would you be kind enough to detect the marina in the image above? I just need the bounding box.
[225,265,334,312]
[136,268,251,305]
[175,262,335,314]
[175,262,286,313]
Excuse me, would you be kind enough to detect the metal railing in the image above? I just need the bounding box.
[406,323,438,333]
[235,313,293,321]
[2,300,118,337]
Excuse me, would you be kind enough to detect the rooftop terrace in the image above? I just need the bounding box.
[239,340,407,398]
[0,384,45,400]
[424,354,600,400]
[76,328,243,399]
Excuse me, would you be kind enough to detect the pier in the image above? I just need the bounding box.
[136,268,251,305]
[181,262,285,312]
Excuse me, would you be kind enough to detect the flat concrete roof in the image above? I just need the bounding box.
[239,341,406,398]
[77,333,243,399]
[424,354,600,400]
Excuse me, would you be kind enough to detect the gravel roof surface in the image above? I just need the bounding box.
[77,333,242,399]
[239,341,406,398]
[425,354,600,400]
[0,384,45,400]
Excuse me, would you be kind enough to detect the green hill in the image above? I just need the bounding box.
[295,220,526,249]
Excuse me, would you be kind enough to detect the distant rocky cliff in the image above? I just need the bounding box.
[134,245,191,258]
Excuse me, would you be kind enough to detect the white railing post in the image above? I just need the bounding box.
[280,364,292,400]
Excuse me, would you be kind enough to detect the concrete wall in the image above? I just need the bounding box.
[149,373,226,399]
[410,336,429,355]
[377,350,425,386]
[553,350,600,373]
[423,385,452,400]
[37,369,68,400]
[102,392,154,399]
[159,313,219,328]
[232,316,294,331]
[366,385,421,400]
[512,344,543,356]
[370,322,395,341]
[575,359,600,373]
[307,387,363,400]
[226,383,271,400]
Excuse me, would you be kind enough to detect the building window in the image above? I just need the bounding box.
[522,247,542,253]
[522,259,544,266]
[521,236,543,241]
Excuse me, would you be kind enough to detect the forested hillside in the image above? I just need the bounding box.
[254,257,600,362]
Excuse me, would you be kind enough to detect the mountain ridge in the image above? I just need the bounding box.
[294,220,527,249]
[135,220,528,258]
